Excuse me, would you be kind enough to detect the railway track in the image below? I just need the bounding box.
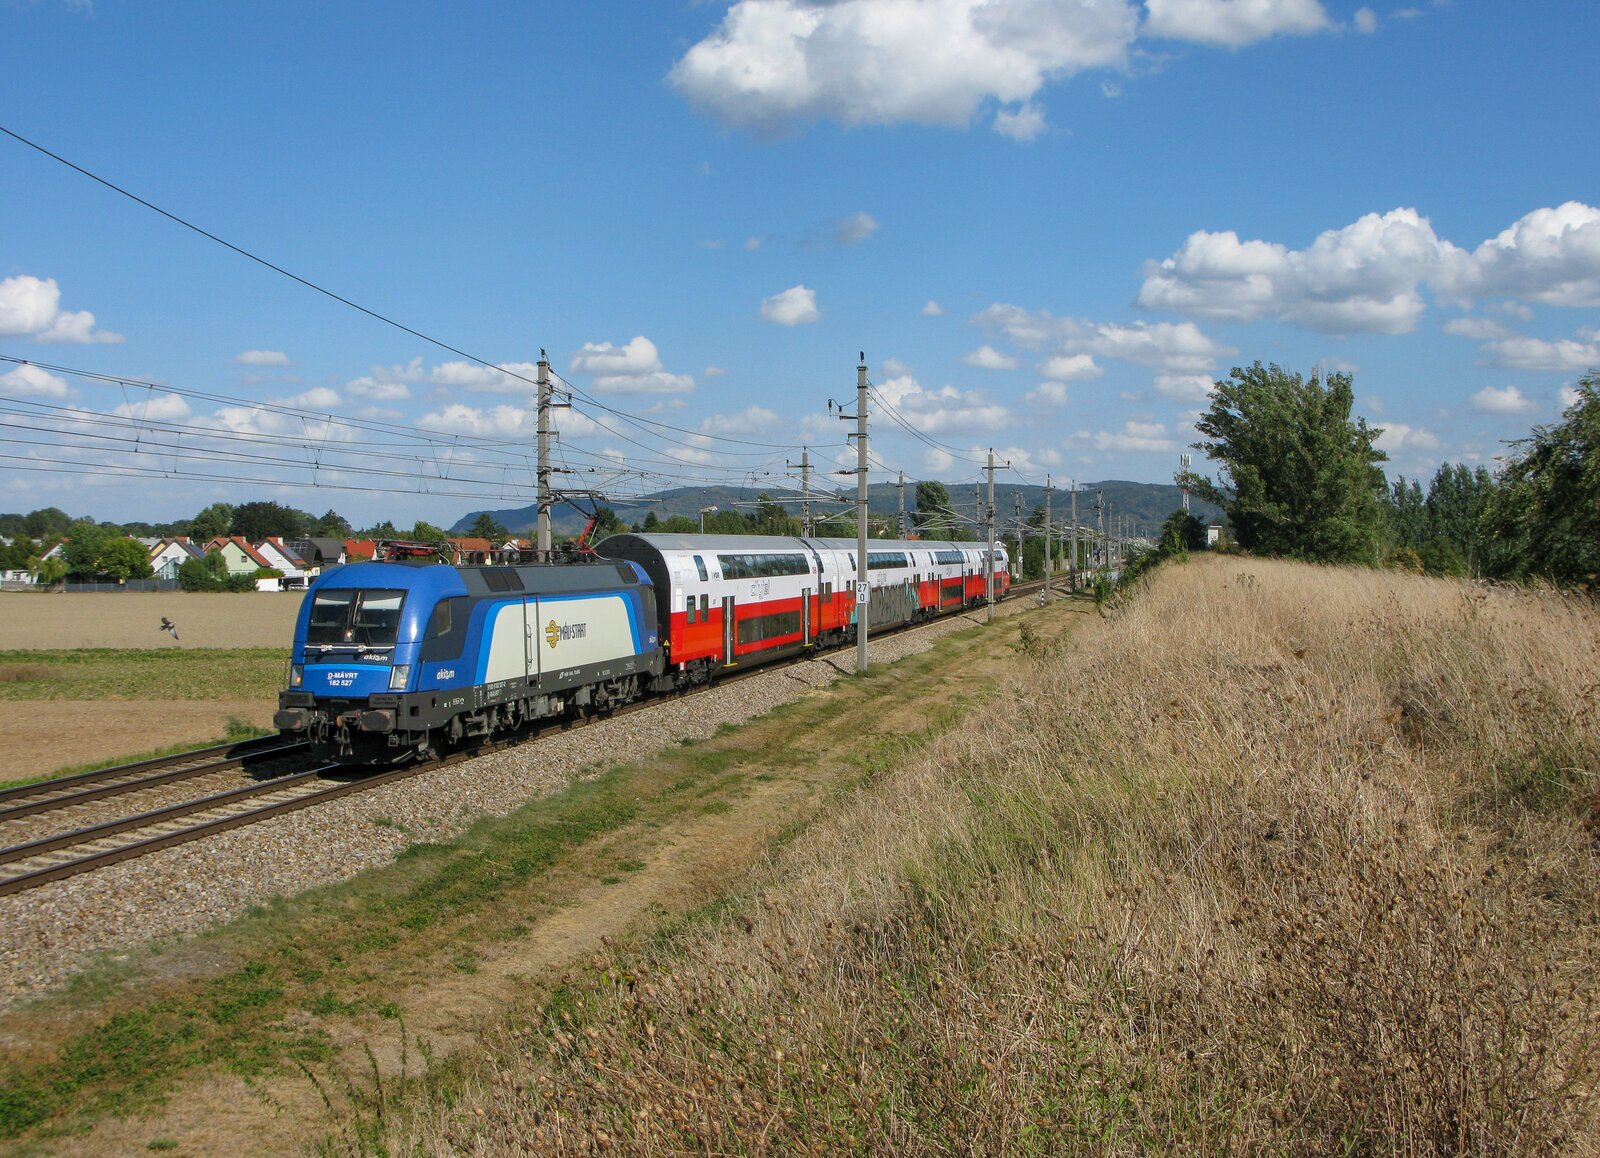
[0,587,1060,900]
[0,735,310,822]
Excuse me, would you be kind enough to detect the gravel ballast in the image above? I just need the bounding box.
[0,605,1027,1011]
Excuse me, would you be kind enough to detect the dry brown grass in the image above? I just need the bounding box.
[376,557,1600,1155]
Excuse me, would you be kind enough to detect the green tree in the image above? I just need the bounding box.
[1159,509,1206,554]
[231,501,309,541]
[913,481,954,539]
[362,520,399,539]
[32,553,67,586]
[410,520,448,541]
[1425,462,1496,575]
[188,502,235,542]
[60,521,113,578]
[640,511,660,532]
[310,508,353,538]
[0,534,37,571]
[96,537,155,581]
[1184,362,1388,563]
[1483,371,1600,588]
[1384,476,1428,552]
[467,512,510,541]
[22,507,72,540]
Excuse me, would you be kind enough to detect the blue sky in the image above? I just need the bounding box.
[2,0,1597,529]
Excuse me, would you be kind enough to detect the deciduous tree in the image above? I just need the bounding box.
[1183,362,1388,564]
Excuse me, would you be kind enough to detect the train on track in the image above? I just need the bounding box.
[274,533,1011,762]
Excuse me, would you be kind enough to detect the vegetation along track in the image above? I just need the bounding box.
[0,588,1043,899]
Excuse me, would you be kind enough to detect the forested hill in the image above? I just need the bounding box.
[455,480,1224,539]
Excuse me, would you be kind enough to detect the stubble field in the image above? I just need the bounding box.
[0,592,299,778]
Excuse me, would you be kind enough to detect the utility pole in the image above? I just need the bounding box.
[897,471,907,538]
[1181,452,1191,514]
[1095,489,1105,573]
[1070,481,1079,593]
[1043,476,1053,601]
[855,355,870,672]
[536,351,552,559]
[985,449,997,623]
[788,447,813,536]
[1013,492,1023,580]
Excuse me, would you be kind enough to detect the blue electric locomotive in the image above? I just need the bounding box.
[274,558,664,762]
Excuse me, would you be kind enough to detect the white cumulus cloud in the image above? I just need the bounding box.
[1038,353,1103,380]
[571,336,696,394]
[112,392,191,421]
[993,100,1048,141]
[670,0,1138,138]
[0,363,71,399]
[1073,420,1178,453]
[920,300,945,317]
[833,211,880,245]
[973,304,1236,374]
[761,285,822,326]
[0,275,123,345]
[234,350,290,367]
[1143,0,1332,47]
[1480,329,1600,373]
[1470,385,1536,414]
[962,344,1019,370]
[1140,202,1600,335]
[1374,422,1440,454]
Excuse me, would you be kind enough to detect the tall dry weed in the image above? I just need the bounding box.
[389,557,1600,1155]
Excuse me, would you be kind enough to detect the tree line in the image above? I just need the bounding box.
[1177,362,1599,589]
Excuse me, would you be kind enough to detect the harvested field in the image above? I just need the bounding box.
[0,592,300,650]
[0,701,277,779]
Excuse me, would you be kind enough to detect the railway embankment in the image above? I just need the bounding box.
[376,554,1600,1155]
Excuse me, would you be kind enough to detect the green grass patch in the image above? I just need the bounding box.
[0,648,286,702]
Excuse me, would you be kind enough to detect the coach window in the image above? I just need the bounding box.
[693,555,708,582]
[686,594,696,624]
[701,594,710,619]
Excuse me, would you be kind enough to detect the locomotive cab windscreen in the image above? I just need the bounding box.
[305,588,406,652]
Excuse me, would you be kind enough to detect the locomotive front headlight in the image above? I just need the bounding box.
[289,663,303,688]
[388,664,412,690]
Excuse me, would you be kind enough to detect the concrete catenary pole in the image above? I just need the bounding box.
[1014,492,1023,580]
[985,449,996,623]
[897,470,907,538]
[1043,476,1053,600]
[536,351,552,559]
[1070,480,1079,592]
[855,355,870,673]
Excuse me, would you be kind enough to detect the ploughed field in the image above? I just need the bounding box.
[0,592,299,779]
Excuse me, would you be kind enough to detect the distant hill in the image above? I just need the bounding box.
[454,480,1223,540]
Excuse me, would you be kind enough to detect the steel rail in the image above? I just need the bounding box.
[0,735,306,807]
[0,743,315,824]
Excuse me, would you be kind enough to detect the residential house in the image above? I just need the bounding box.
[148,537,204,581]
[288,537,346,574]
[445,537,495,565]
[204,536,278,580]
[255,538,309,590]
[342,539,378,562]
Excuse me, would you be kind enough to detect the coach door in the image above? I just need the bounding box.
[802,586,812,645]
[722,595,736,665]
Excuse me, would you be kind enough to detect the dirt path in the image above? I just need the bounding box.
[22,597,1091,1156]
